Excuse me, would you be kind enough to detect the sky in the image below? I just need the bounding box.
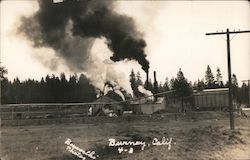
[1,0,250,87]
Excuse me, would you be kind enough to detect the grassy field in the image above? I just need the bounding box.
[1,112,250,160]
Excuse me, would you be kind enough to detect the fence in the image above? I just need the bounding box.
[0,103,90,121]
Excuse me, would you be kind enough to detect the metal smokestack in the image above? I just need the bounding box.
[146,70,149,90]
[153,71,158,101]
[154,71,156,84]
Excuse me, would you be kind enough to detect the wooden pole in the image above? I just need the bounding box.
[206,28,250,130]
[226,28,234,130]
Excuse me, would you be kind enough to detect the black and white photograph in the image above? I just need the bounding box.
[0,0,250,159]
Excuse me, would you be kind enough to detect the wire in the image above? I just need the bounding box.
[219,35,226,41]
[230,34,237,41]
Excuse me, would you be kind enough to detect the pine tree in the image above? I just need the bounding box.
[170,77,175,90]
[232,74,238,87]
[232,74,238,100]
[163,77,170,91]
[0,66,8,80]
[129,69,137,96]
[239,82,248,104]
[172,69,192,97]
[77,74,96,102]
[197,79,206,91]
[1,71,98,104]
[171,69,193,112]
[216,67,223,87]
[69,75,77,102]
[136,71,143,86]
[205,65,215,88]
[158,82,164,93]
[12,78,21,103]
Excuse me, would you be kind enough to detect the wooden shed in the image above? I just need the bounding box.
[193,88,229,110]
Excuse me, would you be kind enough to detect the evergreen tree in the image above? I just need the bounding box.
[232,74,238,100]
[136,71,143,86]
[239,82,249,104]
[171,69,193,96]
[0,66,8,103]
[158,82,164,93]
[77,74,96,102]
[172,69,192,97]
[193,79,205,91]
[129,69,138,96]
[69,75,77,102]
[40,77,46,102]
[163,77,170,91]
[59,73,67,102]
[170,77,175,90]
[12,78,21,103]
[0,66,8,80]
[232,74,238,87]
[205,65,215,88]
[1,71,98,104]
[1,78,10,103]
[171,69,193,112]
[197,79,206,91]
[215,67,223,87]
[129,70,148,97]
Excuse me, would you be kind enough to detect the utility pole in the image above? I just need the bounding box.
[242,80,250,105]
[206,28,250,130]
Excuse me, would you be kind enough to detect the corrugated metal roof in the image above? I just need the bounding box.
[193,88,229,95]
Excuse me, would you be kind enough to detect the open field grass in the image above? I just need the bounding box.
[1,112,250,160]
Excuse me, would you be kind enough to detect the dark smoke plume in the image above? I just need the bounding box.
[19,0,149,72]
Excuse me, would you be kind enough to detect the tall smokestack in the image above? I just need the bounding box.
[154,71,156,84]
[153,71,158,100]
[146,69,149,90]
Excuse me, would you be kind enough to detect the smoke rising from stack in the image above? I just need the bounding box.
[18,0,149,73]
[138,85,154,101]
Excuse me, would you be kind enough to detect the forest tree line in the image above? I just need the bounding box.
[0,65,249,104]
[1,71,97,104]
